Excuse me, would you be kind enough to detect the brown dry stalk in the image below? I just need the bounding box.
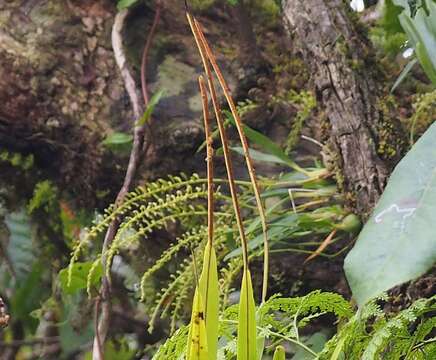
[199,75,214,246]
[190,14,270,302]
[304,229,338,264]
[186,13,250,271]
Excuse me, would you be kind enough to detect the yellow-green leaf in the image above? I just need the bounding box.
[237,270,257,360]
[331,337,346,360]
[187,288,209,360]
[198,242,219,360]
[273,345,286,360]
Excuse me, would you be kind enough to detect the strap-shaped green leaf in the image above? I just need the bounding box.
[186,288,209,360]
[237,270,257,360]
[198,242,219,360]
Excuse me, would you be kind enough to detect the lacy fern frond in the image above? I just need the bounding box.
[69,173,208,269]
[319,295,436,360]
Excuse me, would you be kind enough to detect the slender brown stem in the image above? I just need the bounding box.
[141,0,162,105]
[193,17,270,303]
[140,0,162,155]
[199,76,214,247]
[187,13,249,271]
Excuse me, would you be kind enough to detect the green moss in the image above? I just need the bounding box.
[283,90,316,154]
[376,96,405,160]
[409,90,436,145]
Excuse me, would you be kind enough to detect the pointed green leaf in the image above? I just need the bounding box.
[345,122,436,306]
[198,243,219,360]
[137,90,165,126]
[187,287,209,360]
[225,111,305,173]
[273,346,286,360]
[390,58,418,93]
[330,337,346,360]
[237,270,257,360]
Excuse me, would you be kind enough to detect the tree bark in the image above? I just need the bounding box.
[283,0,404,217]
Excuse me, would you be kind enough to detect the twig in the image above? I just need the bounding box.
[92,9,146,360]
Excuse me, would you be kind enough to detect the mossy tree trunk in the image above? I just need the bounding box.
[283,0,405,217]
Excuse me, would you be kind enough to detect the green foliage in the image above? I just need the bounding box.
[117,0,139,10]
[59,261,102,295]
[2,210,35,280]
[237,270,257,360]
[398,0,436,85]
[153,290,353,359]
[381,0,436,87]
[0,149,34,170]
[102,131,133,153]
[137,89,165,126]
[409,89,436,144]
[198,242,219,359]
[283,90,316,154]
[273,346,285,360]
[320,295,436,360]
[28,180,57,214]
[345,122,436,306]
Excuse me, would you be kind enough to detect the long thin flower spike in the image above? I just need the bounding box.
[187,12,257,360]
[197,75,219,360]
[186,12,249,270]
[193,17,269,304]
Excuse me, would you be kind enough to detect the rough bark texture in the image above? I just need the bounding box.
[283,0,403,217]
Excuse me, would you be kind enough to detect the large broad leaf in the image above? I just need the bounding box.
[344,122,436,306]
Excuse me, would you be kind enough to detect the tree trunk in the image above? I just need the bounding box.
[283,0,404,217]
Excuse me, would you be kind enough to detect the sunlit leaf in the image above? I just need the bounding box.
[198,242,219,360]
[187,287,209,360]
